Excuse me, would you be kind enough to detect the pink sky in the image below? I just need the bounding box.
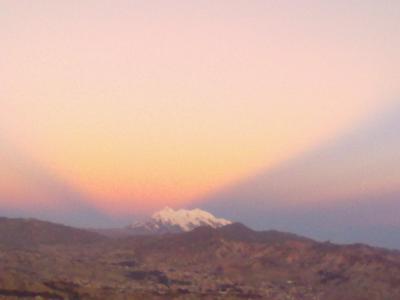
[1,1,399,217]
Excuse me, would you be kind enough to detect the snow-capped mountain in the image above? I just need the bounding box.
[127,207,232,234]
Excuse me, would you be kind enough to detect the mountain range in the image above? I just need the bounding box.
[127,207,231,234]
[1,209,400,299]
[92,207,231,237]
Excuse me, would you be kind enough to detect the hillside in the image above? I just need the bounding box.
[0,218,399,299]
[0,217,105,248]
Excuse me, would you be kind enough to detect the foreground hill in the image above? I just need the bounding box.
[0,217,400,299]
[128,224,400,299]
[0,217,105,248]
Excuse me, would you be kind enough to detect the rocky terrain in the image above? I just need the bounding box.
[0,217,400,299]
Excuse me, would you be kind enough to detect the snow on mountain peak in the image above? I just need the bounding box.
[129,207,231,233]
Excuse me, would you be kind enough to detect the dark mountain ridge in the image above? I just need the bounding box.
[0,217,105,248]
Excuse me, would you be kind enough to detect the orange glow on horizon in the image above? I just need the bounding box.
[1,1,399,216]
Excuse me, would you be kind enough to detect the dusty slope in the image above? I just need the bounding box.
[0,218,399,299]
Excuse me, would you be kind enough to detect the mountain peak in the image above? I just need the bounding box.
[128,207,231,234]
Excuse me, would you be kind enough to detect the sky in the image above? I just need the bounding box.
[1,1,400,243]
[198,102,400,248]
